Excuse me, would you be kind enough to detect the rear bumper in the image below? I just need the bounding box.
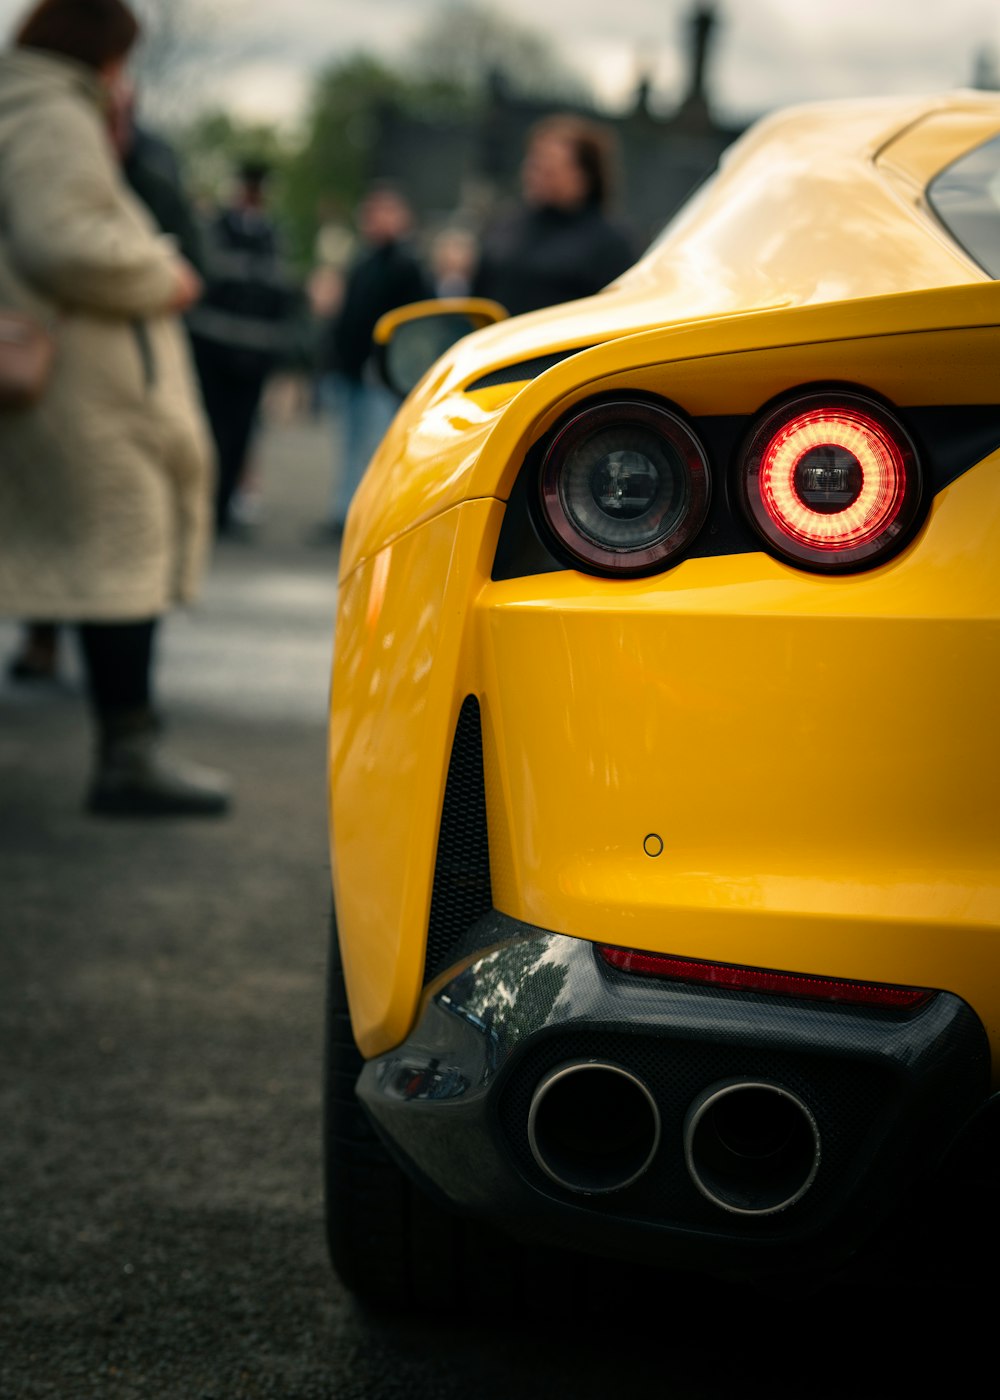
[357,914,991,1279]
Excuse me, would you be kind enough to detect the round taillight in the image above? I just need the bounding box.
[741,394,922,572]
[539,399,710,575]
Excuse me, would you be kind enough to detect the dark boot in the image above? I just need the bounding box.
[8,622,60,683]
[86,709,232,818]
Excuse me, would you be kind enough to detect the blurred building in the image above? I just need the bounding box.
[973,44,1000,91]
[369,5,744,249]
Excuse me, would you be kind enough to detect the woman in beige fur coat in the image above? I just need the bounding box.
[0,0,229,815]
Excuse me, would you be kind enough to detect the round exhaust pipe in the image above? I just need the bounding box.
[684,1079,821,1216]
[528,1060,661,1195]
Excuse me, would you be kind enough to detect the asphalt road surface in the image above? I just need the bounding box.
[0,410,989,1397]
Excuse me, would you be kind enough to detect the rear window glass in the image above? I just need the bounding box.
[928,132,1000,278]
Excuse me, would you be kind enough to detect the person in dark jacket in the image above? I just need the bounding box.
[188,161,297,534]
[115,85,205,276]
[473,114,636,317]
[320,184,430,540]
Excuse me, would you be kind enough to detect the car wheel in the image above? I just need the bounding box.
[323,909,411,1308]
[323,908,642,1314]
[325,908,521,1311]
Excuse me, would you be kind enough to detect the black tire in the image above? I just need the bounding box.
[324,909,505,1311]
[324,908,608,1313]
[324,909,416,1308]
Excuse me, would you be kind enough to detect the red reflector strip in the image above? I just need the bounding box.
[597,946,932,1010]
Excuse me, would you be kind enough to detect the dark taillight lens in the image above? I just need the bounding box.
[741,394,922,572]
[598,945,932,1010]
[539,399,710,575]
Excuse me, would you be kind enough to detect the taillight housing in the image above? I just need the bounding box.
[740,392,923,573]
[598,945,933,1010]
[538,398,710,575]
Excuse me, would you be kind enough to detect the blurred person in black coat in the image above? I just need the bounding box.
[473,114,636,317]
[114,86,205,276]
[188,161,297,534]
[319,184,430,541]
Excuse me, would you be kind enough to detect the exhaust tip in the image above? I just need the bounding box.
[528,1060,661,1195]
[684,1079,821,1216]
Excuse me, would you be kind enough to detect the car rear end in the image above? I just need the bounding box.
[328,95,1000,1284]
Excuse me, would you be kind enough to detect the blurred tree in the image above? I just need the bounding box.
[281,54,413,266]
[279,6,590,266]
[163,4,593,268]
[130,0,223,122]
[175,110,292,210]
[410,1,588,102]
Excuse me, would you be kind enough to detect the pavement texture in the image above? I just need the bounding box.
[0,409,990,1397]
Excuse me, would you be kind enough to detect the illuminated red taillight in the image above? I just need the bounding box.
[741,394,922,572]
[598,945,932,1010]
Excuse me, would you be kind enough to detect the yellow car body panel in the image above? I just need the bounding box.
[476,456,1000,1061]
[328,93,1000,1074]
[875,107,1000,197]
[329,499,504,1057]
[333,456,1000,1064]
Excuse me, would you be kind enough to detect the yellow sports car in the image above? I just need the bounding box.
[325,92,1000,1306]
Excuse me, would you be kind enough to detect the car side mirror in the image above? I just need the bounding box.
[373,298,508,398]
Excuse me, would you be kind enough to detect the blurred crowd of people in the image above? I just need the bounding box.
[0,0,637,820]
[308,116,635,541]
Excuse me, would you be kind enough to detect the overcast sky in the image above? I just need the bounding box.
[3,0,999,127]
